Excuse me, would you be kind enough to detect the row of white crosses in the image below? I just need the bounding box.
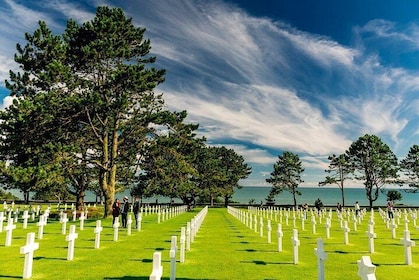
[157,205,188,224]
[229,205,418,279]
[149,206,208,280]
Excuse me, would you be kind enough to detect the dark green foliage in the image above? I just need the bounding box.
[385,190,402,202]
[345,134,399,208]
[400,144,419,188]
[266,151,304,208]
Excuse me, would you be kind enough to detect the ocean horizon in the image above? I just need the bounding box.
[5,186,419,207]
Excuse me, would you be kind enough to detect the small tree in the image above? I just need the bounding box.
[319,154,353,207]
[266,151,304,208]
[385,190,402,203]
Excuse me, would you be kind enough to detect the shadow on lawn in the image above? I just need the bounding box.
[104,277,218,280]
[0,275,21,279]
[240,260,292,265]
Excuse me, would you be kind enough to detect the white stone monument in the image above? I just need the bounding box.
[170,235,177,280]
[277,223,283,252]
[61,213,69,235]
[149,251,163,280]
[4,218,16,246]
[94,220,103,249]
[291,228,300,264]
[366,224,377,253]
[400,229,415,265]
[113,217,120,241]
[357,256,376,280]
[314,238,327,280]
[20,232,39,279]
[66,225,78,261]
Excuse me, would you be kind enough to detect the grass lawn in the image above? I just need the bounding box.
[0,205,418,279]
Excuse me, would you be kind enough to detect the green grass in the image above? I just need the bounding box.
[0,206,419,279]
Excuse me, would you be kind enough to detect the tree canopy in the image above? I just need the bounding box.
[345,134,399,208]
[266,151,304,208]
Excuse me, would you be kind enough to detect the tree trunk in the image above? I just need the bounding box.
[340,184,345,207]
[76,190,85,211]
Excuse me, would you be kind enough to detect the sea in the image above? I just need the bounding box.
[5,186,419,207]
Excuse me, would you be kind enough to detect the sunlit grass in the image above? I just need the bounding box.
[0,206,418,279]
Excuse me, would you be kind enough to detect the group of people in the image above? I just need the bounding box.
[335,200,395,219]
[112,196,140,228]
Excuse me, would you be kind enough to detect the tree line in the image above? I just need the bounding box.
[0,7,251,217]
[266,135,418,209]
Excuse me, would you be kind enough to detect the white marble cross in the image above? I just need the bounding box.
[325,218,331,239]
[357,256,376,280]
[4,218,16,246]
[72,209,77,222]
[277,223,283,252]
[169,236,177,280]
[37,215,47,240]
[366,224,377,253]
[79,212,86,230]
[94,220,103,249]
[150,251,163,280]
[0,212,5,233]
[180,227,186,263]
[291,228,300,264]
[137,213,142,231]
[259,217,264,237]
[400,229,416,265]
[390,219,398,239]
[61,213,69,234]
[66,225,78,260]
[314,238,327,280]
[311,215,317,234]
[127,215,132,235]
[20,232,39,279]
[267,220,272,243]
[22,210,30,229]
[186,222,191,251]
[113,217,120,241]
[343,221,350,245]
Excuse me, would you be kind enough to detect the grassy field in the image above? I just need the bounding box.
[0,205,418,279]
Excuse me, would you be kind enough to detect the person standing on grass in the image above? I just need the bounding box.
[387,199,394,219]
[133,196,140,228]
[112,198,121,225]
[355,201,360,217]
[121,196,130,228]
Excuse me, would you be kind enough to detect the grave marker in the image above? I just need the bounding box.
[170,236,177,280]
[113,217,120,241]
[20,232,39,279]
[267,220,272,243]
[22,210,30,229]
[127,215,132,235]
[343,221,350,245]
[150,252,163,280]
[314,238,327,280]
[61,213,69,234]
[400,229,415,265]
[79,212,86,230]
[277,223,283,252]
[37,215,47,240]
[180,227,186,263]
[94,220,103,249]
[4,218,16,246]
[0,212,5,233]
[66,225,78,260]
[357,256,376,280]
[291,229,300,264]
[366,224,377,253]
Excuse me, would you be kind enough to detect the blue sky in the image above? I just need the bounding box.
[0,0,418,187]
